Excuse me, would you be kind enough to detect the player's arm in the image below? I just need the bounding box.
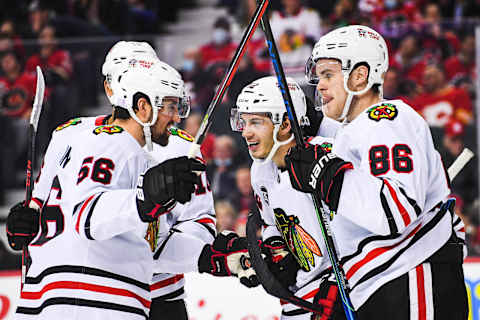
[73,155,205,241]
[172,165,217,244]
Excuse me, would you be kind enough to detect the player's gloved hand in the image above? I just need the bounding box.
[261,236,300,288]
[198,231,259,288]
[302,97,324,137]
[136,156,206,222]
[311,272,346,320]
[285,143,353,211]
[6,201,40,251]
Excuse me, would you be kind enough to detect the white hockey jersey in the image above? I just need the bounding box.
[148,130,216,301]
[330,99,460,308]
[16,124,211,319]
[250,137,334,318]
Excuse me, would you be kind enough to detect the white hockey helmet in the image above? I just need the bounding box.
[102,41,159,105]
[112,61,190,151]
[231,76,309,162]
[306,25,389,121]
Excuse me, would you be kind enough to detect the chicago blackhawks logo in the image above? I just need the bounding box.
[367,103,398,122]
[274,208,322,272]
[319,142,332,153]
[56,118,82,131]
[169,127,194,142]
[93,125,124,135]
[145,220,159,252]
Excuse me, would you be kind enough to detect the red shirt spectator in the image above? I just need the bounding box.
[412,65,472,127]
[199,17,237,70]
[444,34,476,82]
[25,25,73,82]
[0,51,36,118]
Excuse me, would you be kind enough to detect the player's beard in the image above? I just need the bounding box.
[152,123,172,146]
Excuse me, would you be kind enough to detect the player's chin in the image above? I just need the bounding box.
[152,133,170,146]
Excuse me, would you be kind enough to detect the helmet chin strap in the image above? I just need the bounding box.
[252,124,294,165]
[126,103,158,152]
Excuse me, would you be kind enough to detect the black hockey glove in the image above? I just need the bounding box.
[285,143,353,212]
[311,272,346,320]
[137,156,206,222]
[198,231,259,288]
[302,96,324,137]
[6,201,40,251]
[261,236,300,288]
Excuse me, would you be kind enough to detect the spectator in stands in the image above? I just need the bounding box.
[412,64,473,127]
[25,24,74,143]
[328,0,356,28]
[229,166,255,214]
[127,0,159,34]
[441,119,477,209]
[180,47,216,113]
[270,0,321,81]
[199,16,237,70]
[226,55,268,105]
[183,111,215,163]
[444,33,475,82]
[215,200,238,233]
[206,135,240,200]
[0,20,25,61]
[390,34,427,82]
[0,51,36,178]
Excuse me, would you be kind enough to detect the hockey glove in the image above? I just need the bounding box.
[285,143,353,212]
[261,236,300,288]
[137,156,206,222]
[311,272,346,320]
[198,231,259,288]
[6,201,40,251]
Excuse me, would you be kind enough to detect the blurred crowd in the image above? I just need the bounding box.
[1,0,480,261]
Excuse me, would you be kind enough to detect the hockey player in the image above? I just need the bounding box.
[284,25,468,319]
[6,41,195,319]
[230,76,345,319]
[11,55,256,319]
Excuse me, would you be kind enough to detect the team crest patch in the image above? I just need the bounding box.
[367,103,398,122]
[93,125,124,135]
[55,118,82,131]
[274,208,322,272]
[169,127,194,142]
[145,220,159,252]
[319,142,332,153]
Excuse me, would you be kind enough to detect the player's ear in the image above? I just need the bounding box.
[349,65,369,92]
[279,118,292,139]
[104,80,113,98]
[136,97,152,122]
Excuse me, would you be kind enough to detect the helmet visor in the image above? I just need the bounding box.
[305,56,319,86]
[156,96,191,118]
[230,108,272,132]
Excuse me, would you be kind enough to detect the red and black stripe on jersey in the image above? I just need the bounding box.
[17,265,150,318]
[341,204,450,291]
[73,193,104,240]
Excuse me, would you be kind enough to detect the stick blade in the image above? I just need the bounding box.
[30,66,45,129]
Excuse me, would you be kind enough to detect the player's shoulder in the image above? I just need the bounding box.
[54,115,109,134]
[356,99,424,129]
[151,127,196,161]
[307,136,334,150]
[250,160,277,188]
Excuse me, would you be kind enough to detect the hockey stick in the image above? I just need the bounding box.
[187,0,269,158]
[22,66,45,288]
[253,6,357,319]
[448,148,474,181]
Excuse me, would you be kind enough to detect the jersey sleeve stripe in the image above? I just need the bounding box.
[16,297,148,318]
[153,230,176,260]
[21,280,151,308]
[195,218,215,225]
[152,287,185,300]
[379,182,398,234]
[150,274,184,290]
[75,195,95,234]
[383,179,411,226]
[398,187,422,216]
[84,193,103,240]
[279,287,319,306]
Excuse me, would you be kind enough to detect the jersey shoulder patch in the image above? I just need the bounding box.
[55,118,82,131]
[169,127,194,142]
[93,125,124,135]
[366,103,398,122]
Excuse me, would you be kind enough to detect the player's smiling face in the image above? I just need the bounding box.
[315,59,348,120]
[240,113,274,159]
[151,97,181,146]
